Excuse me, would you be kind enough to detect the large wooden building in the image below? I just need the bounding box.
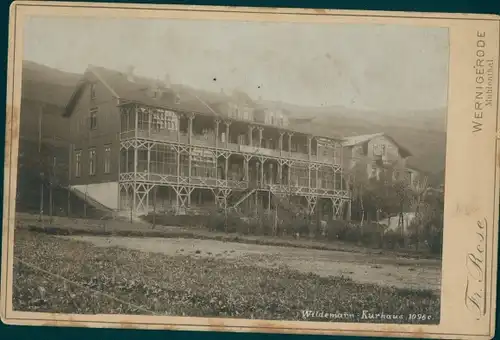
[63,65,350,217]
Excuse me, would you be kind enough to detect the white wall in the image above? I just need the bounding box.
[379,212,416,234]
[72,182,118,210]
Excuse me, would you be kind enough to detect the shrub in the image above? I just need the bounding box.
[342,224,363,243]
[325,220,348,241]
[288,217,310,237]
[143,213,208,228]
[427,228,443,255]
[383,230,406,249]
[205,212,227,232]
[359,223,385,248]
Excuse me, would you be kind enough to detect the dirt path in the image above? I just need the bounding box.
[61,235,441,292]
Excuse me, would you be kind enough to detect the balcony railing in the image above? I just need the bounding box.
[119,172,350,198]
[119,172,248,190]
[120,130,340,166]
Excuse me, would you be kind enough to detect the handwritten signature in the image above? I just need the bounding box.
[465,217,487,319]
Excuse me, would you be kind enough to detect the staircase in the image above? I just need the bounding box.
[228,188,257,212]
[67,186,117,215]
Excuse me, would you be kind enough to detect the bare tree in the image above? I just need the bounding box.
[408,175,432,250]
[344,156,370,225]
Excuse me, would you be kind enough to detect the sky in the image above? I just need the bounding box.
[23,16,449,112]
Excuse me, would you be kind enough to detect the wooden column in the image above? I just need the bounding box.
[214,119,220,180]
[316,166,319,189]
[225,120,231,149]
[268,190,271,214]
[147,144,151,181]
[316,138,320,161]
[307,136,312,160]
[188,114,194,179]
[176,113,181,142]
[188,114,194,206]
[188,114,194,145]
[248,125,254,146]
[278,162,282,185]
[279,132,284,157]
[339,143,344,191]
[258,127,263,148]
[333,166,337,191]
[244,158,248,181]
[133,106,138,215]
[308,164,312,189]
[260,160,264,186]
[148,108,152,137]
[225,156,229,181]
[215,119,220,148]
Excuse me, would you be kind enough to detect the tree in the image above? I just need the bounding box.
[407,178,444,252]
[344,157,370,225]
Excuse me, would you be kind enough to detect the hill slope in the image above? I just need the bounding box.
[258,102,447,175]
[20,60,447,176]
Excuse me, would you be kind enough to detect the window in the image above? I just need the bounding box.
[373,144,387,156]
[152,110,178,132]
[90,108,98,130]
[89,148,96,176]
[238,134,246,145]
[90,83,96,100]
[175,95,181,104]
[75,150,82,177]
[393,170,400,181]
[104,145,111,174]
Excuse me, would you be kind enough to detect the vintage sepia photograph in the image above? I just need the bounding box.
[2,3,499,339]
[11,14,448,324]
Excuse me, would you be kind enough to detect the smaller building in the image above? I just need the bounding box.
[342,132,419,187]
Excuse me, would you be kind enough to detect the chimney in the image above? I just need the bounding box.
[126,65,135,82]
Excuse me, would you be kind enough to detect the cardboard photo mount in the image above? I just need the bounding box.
[1,2,500,339]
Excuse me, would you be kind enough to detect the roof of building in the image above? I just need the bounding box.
[342,132,412,157]
[63,65,344,141]
[64,65,215,117]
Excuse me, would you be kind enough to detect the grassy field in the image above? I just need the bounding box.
[13,230,440,324]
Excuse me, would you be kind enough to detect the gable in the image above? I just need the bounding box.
[64,69,120,117]
[66,75,120,141]
[368,135,410,158]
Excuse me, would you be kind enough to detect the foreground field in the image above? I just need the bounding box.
[13,230,440,323]
[63,235,441,291]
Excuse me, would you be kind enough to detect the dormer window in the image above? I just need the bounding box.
[175,95,181,105]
